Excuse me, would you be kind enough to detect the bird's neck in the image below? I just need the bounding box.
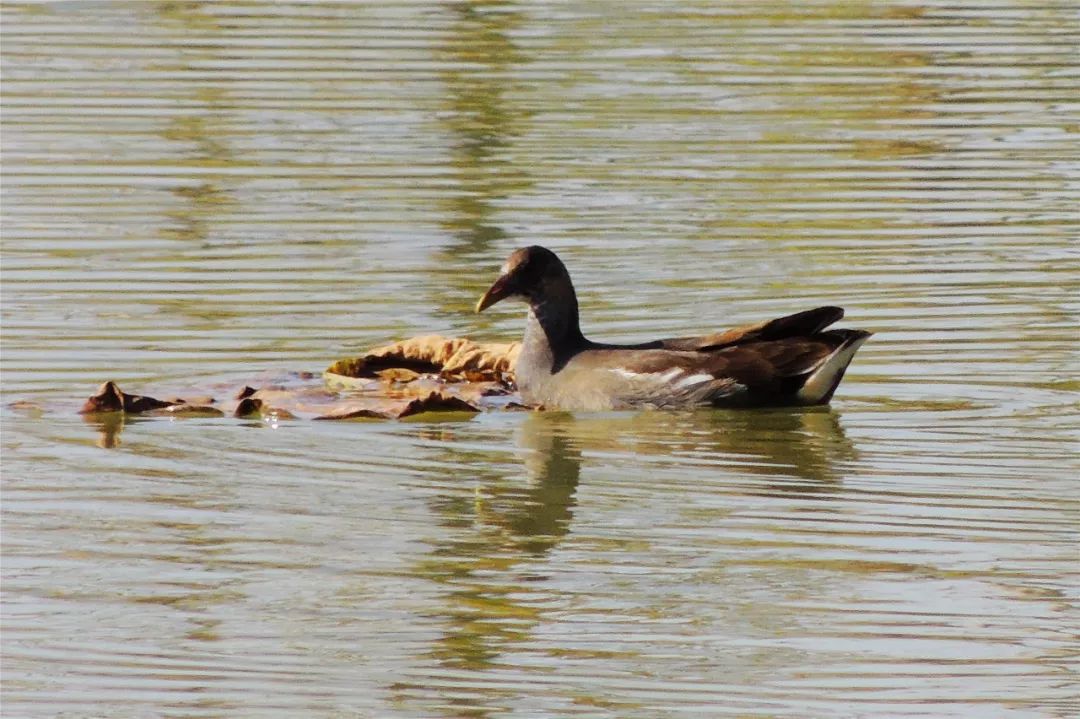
[522,290,586,377]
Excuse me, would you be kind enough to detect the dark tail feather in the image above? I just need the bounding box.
[658,306,847,352]
[758,306,845,340]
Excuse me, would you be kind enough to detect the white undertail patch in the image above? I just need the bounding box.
[797,334,871,404]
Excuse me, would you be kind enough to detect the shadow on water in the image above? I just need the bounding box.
[395,406,856,715]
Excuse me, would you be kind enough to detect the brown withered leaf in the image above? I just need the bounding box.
[234,397,265,418]
[327,335,519,382]
[375,367,422,383]
[314,390,480,420]
[80,381,174,415]
[440,340,519,379]
[449,379,512,404]
[165,395,216,406]
[233,396,298,420]
[321,373,380,393]
[397,392,481,418]
[324,357,368,378]
[80,335,529,425]
[151,404,225,418]
[247,386,330,419]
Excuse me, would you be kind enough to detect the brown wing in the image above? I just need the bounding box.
[590,332,843,382]
[656,306,845,352]
[580,309,868,407]
[699,329,869,404]
[706,337,837,380]
[581,332,839,405]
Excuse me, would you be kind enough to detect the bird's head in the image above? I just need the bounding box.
[475,245,573,313]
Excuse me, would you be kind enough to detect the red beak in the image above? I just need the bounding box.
[475,274,513,313]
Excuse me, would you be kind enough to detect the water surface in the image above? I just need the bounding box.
[2,2,1077,717]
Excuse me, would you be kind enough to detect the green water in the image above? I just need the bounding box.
[2,2,1077,717]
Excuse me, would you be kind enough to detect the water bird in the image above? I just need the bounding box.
[476,246,871,411]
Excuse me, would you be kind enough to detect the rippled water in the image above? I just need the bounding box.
[2,2,1077,717]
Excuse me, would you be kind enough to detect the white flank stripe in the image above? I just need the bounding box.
[613,367,696,384]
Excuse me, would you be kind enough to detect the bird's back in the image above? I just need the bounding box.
[537,308,871,410]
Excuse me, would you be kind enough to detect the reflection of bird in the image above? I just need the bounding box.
[466,414,582,557]
[701,408,858,484]
[476,246,872,411]
[523,408,857,485]
[504,414,582,555]
[83,412,126,449]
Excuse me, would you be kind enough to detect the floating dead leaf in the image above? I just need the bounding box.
[312,403,395,421]
[440,339,519,379]
[375,367,422,383]
[322,373,380,392]
[398,391,482,418]
[81,382,222,418]
[233,393,300,420]
[152,404,225,418]
[165,395,216,406]
[314,390,480,420]
[328,335,519,382]
[449,379,512,404]
[80,381,173,414]
[324,357,367,377]
[234,397,264,418]
[79,335,529,428]
[250,387,332,418]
